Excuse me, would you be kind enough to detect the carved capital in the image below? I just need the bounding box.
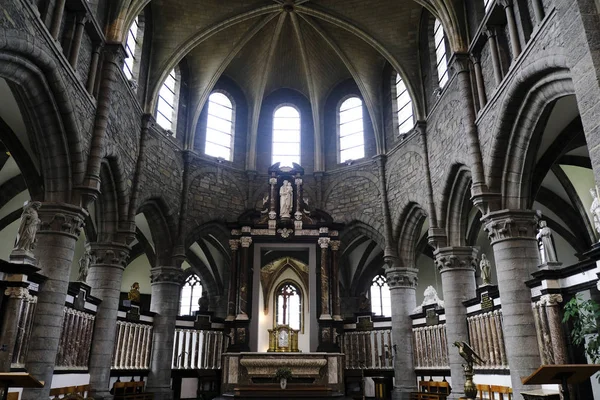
[229,239,240,251]
[540,293,563,306]
[103,42,127,66]
[484,26,498,39]
[295,178,303,186]
[240,237,253,248]
[4,286,29,299]
[449,52,470,74]
[90,242,129,267]
[483,209,540,244]
[329,240,340,251]
[269,178,278,185]
[38,203,87,239]
[469,53,481,64]
[318,237,330,249]
[385,267,418,289]
[150,266,186,285]
[434,246,479,273]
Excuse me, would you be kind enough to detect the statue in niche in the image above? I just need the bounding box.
[78,245,93,283]
[14,201,41,253]
[279,180,293,218]
[198,290,209,312]
[536,220,558,263]
[479,254,492,285]
[591,188,600,240]
[128,282,141,303]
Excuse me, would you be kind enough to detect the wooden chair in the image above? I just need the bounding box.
[477,384,492,399]
[490,385,512,400]
[49,384,92,400]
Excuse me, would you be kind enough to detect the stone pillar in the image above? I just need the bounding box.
[68,13,87,68]
[146,266,185,400]
[434,246,478,400]
[330,240,342,321]
[226,239,239,321]
[470,54,487,109]
[485,27,503,86]
[483,210,541,396]
[531,0,545,25]
[21,203,86,400]
[385,266,418,400]
[86,43,103,95]
[500,0,522,59]
[237,234,252,320]
[87,243,129,400]
[49,0,66,40]
[318,236,331,320]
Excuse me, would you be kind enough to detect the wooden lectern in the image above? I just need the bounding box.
[521,364,600,400]
[0,373,44,400]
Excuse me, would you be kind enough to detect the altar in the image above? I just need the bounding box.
[221,352,345,398]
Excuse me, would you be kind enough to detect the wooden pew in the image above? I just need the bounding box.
[474,384,512,400]
[49,384,91,399]
[113,381,153,400]
[410,380,451,400]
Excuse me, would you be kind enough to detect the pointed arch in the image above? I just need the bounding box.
[439,164,472,247]
[395,202,428,269]
[136,196,177,265]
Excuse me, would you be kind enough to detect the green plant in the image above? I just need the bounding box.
[562,294,600,363]
[275,367,293,380]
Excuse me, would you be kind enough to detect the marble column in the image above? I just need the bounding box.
[385,265,418,400]
[226,239,239,321]
[236,235,252,320]
[500,0,522,59]
[87,243,130,400]
[540,294,568,364]
[485,27,504,86]
[68,13,88,68]
[434,246,478,400]
[318,237,331,320]
[483,209,541,396]
[21,203,87,400]
[330,240,342,321]
[146,266,185,400]
[470,54,487,109]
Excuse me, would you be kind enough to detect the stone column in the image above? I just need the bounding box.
[485,27,503,86]
[499,0,522,59]
[146,266,185,400]
[531,0,545,26]
[318,236,331,320]
[470,54,487,109]
[49,0,66,40]
[236,234,252,320]
[330,240,342,321]
[21,203,86,400]
[434,246,478,400]
[68,13,88,68]
[226,239,239,321]
[385,266,418,400]
[87,243,129,400]
[483,210,541,396]
[86,43,103,95]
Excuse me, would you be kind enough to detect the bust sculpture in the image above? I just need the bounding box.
[198,290,209,312]
[358,291,371,312]
[412,285,444,314]
[536,220,558,263]
[479,254,492,285]
[14,201,42,253]
[128,282,141,303]
[591,188,600,240]
[279,180,293,218]
[78,246,93,283]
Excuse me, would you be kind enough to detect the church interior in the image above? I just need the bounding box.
[1,0,600,399]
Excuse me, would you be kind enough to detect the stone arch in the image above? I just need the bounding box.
[136,196,177,266]
[340,220,386,250]
[395,202,428,269]
[487,54,573,209]
[0,34,85,203]
[439,164,472,247]
[96,157,131,242]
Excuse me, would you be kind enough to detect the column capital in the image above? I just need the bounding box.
[484,26,499,38]
[240,237,252,248]
[434,246,479,273]
[449,52,470,74]
[103,42,127,66]
[38,202,88,239]
[470,53,481,64]
[229,239,240,251]
[4,286,29,299]
[498,0,513,8]
[150,266,186,285]
[90,242,130,268]
[540,293,563,306]
[318,237,330,248]
[482,209,540,244]
[385,267,418,289]
[329,240,340,251]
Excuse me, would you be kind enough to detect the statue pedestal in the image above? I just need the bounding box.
[538,261,562,270]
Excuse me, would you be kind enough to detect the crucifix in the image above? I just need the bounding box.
[279,284,297,326]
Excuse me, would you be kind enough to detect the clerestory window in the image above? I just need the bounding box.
[395,73,414,135]
[205,92,234,161]
[370,274,391,317]
[123,15,144,82]
[179,274,203,316]
[339,97,365,163]
[156,68,180,134]
[434,19,449,88]
[272,105,301,167]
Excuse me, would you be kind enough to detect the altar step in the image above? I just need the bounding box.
[219,384,352,399]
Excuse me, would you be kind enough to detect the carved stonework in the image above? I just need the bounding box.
[330,240,340,251]
[229,239,240,251]
[90,243,129,267]
[150,267,186,285]
[540,293,563,306]
[434,247,478,273]
[4,286,29,299]
[483,210,539,244]
[385,267,418,289]
[277,228,293,238]
[240,237,253,248]
[450,52,470,75]
[38,204,87,238]
[318,237,330,248]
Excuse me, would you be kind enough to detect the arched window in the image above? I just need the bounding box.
[123,16,140,80]
[370,274,391,317]
[179,274,203,316]
[156,68,179,133]
[272,106,300,167]
[434,19,449,88]
[339,97,365,162]
[275,282,302,331]
[395,73,414,135]
[205,92,234,160]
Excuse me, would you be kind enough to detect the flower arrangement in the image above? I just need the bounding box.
[275,367,293,381]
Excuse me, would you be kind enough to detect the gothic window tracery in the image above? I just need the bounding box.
[338,96,365,163]
[275,282,302,331]
[205,92,234,161]
[179,273,202,316]
[370,274,391,317]
[272,105,301,167]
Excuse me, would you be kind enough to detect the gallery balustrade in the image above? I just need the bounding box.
[111,320,153,370]
[412,323,449,369]
[171,328,224,370]
[341,329,394,370]
[55,306,95,369]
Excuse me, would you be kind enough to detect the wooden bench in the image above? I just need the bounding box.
[49,384,92,399]
[410,380,451,400]
[113,381,154,400]
[476,384,513,400]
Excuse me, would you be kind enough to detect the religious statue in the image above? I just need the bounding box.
[198,290,209,312]
[412,285,444,314]
[128,282,141,303]
[14,201,41,253]
[591,188,600,240]
[78,245,93,283]
[279,180,293,218]
[358,291,371,312]
[536,220,558,264]
[479,254,492,285]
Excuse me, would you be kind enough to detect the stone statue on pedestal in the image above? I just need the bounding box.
[14,201,41,253]
[128,282,141,303]
[412,286,444,314]
[536,220,558,263]
[279,180,293,218]
[78,245,92,283]
[479,254,492,285]
[591,188,600,241]
[198,290,209,312]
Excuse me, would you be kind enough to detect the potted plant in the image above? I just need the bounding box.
[275,367,293,389]
[562,294,600,365]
